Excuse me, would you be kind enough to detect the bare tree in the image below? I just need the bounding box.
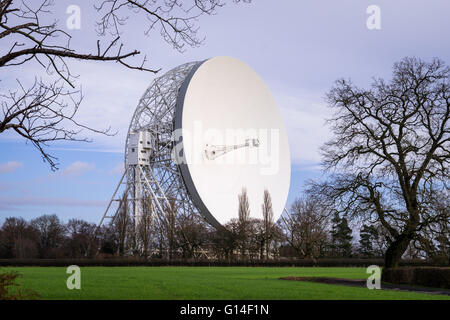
[0,0,249,169]
[280,197,328,260]
[237,187,250,259]
[211,220,238,261]
[311,57,449,268]
[138,194,154,258]
[66,219,98,258]
[114,192,131,256]
[30,214,66,258]
[0,217,38,258]
[261,189,274,259]
[408,192,449,262]
[166,197,177,260]
[177,213,209,259]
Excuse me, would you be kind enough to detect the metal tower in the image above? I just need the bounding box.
[98,61,206,253]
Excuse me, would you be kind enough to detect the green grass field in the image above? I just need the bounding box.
[4,267,450,300]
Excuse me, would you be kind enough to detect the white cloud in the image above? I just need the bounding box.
[49,147,122,153]
[0,161,23,173]
[61,60,151,149]
[109,163,124,175]
[62,161,95,177]
[275,91,333,165]
[0,196,106,211]
[0,59,151,151]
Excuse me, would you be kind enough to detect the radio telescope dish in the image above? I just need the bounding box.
[99,56,290,234]
[175,56,290,227]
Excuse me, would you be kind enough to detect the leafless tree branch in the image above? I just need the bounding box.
[309,57,449,268]
[1,0,250,169]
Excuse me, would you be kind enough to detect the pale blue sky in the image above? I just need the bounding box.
[1,0,450,223]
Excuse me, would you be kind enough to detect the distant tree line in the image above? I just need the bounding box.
[0,215,98,259]
[278,197,447,264]
[0,190,448,264]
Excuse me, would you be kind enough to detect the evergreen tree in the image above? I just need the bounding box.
[330,213,341,256]
[359,224,378,257]
[330,214,353,257]
[338,218,353,257]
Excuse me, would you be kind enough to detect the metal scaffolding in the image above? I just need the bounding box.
[98,61,208,254]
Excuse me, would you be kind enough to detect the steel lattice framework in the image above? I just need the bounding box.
[98,61,206,250]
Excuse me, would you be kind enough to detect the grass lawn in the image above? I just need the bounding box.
[4,266,449,300]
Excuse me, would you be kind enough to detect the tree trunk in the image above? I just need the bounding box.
[260,241,264,260]
[384,233,413,268]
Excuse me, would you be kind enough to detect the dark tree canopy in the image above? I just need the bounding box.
[311,57,449,268]
[330,214,353,258]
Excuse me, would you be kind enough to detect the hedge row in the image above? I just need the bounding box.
[382,267,450,289]
[0,258,434,267]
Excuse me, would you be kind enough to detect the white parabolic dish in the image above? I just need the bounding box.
[174,56,291,227]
